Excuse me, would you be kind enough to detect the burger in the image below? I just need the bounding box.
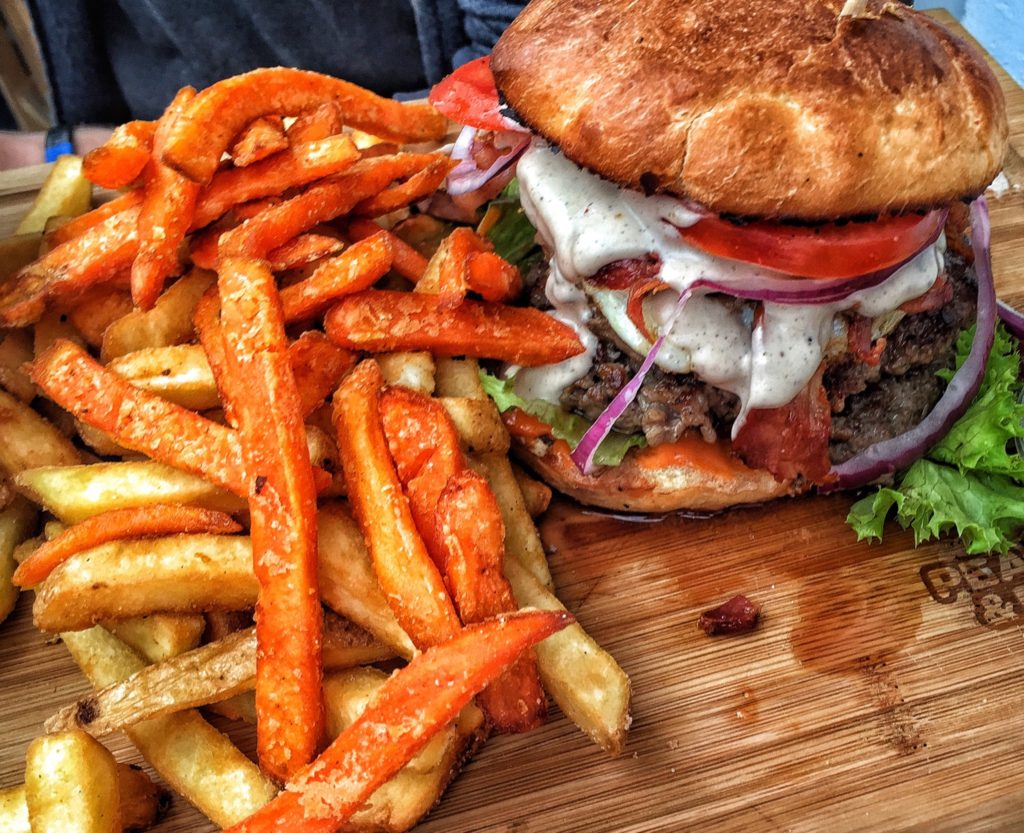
[429,0,1009,512]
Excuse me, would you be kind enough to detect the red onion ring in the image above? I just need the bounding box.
[571,290,692,475]
[997,299,1024,342]
[824,197,996,491]
[446,126,529,197]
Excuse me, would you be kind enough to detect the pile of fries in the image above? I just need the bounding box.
[0,68,630,832]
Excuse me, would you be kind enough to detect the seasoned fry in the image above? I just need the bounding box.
[505,557,632,755]
[288,331,357,415]
[348,218,428,282]
[14,461,244,524]
[439,396,510,455]
[218,153,446,260]
[161,68,447,184]
[437,469,547,733]
[108,343,222,410]
[192,134,359,230]
[104,614,206,663]
[82,121,155,188]
[62,626,278,828]
[0,329,35,402]
[14,504,241,588]
[268,231,345,272]
[325,290,585,366]
[317,503,416,658]
[16,155,92,235]
[285,102,343,144]
[33,308,85,357]
[376,351,435,396]
[0,205,140,327]
[217,256,324,780]
[512,464,553,517]
[46,190,144,248]
[101,267,213,360]
[0,388,80,476]
[333,360,461,650]
[63,286,135,348]
[279,231,393,321]
[354,156,455,217]
[25,729,120,833]
[414,226,488,306]
[230,115,288,166]
[223,610,571,833]
[33,534,257,632]
[0,499,37,623]
[133,87,201,309]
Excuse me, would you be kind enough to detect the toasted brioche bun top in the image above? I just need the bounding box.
[491,0,1008,221]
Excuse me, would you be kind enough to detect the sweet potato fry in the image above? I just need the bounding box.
[348,218,428,282]
[325,291,586,366]
[354,156,456,217]
[415,226,487,307]
[82,120,155,188]
[29,340,250,495]
[161,68,447,184]
[287,331,356,414]
[192,134,359,230]
[133,87,202,309]
[218,153,445,260]
[437,469,547,733]
[222,610,571,833]
[467,250,522,302]
[332,360,461,650]
[286,102,343,144]
[45,189,145,248]
[0,205,140,327]
[268,231,345,272]
[231,115,288,166]
[217,256,323,781]
[14,504,241,588]
[279,231,393,321]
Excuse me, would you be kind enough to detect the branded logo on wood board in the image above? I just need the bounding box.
[920,548,1024,628]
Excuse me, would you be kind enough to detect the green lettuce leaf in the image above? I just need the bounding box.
[484,179,541,272]
[479,371,645,468]
[847,323,1024,553]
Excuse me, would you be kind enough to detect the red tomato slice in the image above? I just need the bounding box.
[676,210,945,279]
[429,56,522,132]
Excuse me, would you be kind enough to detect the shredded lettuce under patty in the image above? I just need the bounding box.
[479,372,646,468]
[848,324,1024,554]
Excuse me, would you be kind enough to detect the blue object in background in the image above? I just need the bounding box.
[916,0,1024,85]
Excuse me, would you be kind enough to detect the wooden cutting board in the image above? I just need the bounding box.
[1,10,1022,833]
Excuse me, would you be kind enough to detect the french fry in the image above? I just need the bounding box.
[101,267,215,361]
[376,351,435,396]
[317,503,416,658]
[279,231,393,321]
[16,155,92,235]
[324,290,585,366]
[221,610,572,833]
[62,286,135,348]
[82,121,155,189]
[0,232,43,279]
[33,534,257,632]
[107,343,222,410]
[30,340,251,496]
[24,729,120,833]
[332,360,461,650]
[0,765,165,833]
[160,68,447,184]
[268,231,345,272]
[14,504,241,588]
[0,205,140,327]
[439,396,510,455]
[133,87,202,309]
[104,614,206,663]
[33,308,85,357]
[0,498,37,623]
[285,102,343,144]
[437,469,547,734]
[0,329,35,401]
[354,155,455,217]
[192,134,359,230]
[0,388,81,476]
[14,461,244,524]
[62,626,278,828]
[348,219,428,282]
[45,190,144,248]
[217,255,324,780]
[230,115,288,166]
[512,464,553,517]
[504,557,632,755]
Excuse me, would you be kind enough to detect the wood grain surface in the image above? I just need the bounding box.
[1,10,1023,833]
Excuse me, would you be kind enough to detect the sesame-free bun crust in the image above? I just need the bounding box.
[512,436,795,513]
[491,0,1008,221]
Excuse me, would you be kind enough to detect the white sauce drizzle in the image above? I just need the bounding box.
[514,140,945,436]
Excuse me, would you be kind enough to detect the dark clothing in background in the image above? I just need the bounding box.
[27,0,524,126]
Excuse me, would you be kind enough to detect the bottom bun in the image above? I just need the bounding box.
[512,435,797,513]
